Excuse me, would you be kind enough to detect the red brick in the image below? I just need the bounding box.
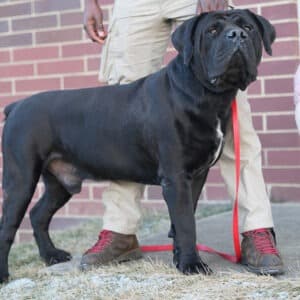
[14,46,59,61]
[206,166,223,184]
[92,185,105,200]
[34,0,81,13]
[60,12,83,26]
[272,40,299,57]
[271,186,300,202]
[0,2,31,18]
[258,59,299,77]
[68,201,104,216]
[252,115,263,131]
[63,75,101,89]
[268,150,300,166]
[0,94,30,107]
[37,60,84,75]
[262,3,298,20]
[265,78,293,94]
[267,114,297,130]
[0,33,32,48]
[36,28,82,45]
[259,132,300,148]
[87,57,100,71]
[12,15,57,31]
[19,216,31,230]
[62,42,102,57]
[206,185,229,201]
[0,64,33,78]
[0,51,10,63]
[249,96,294,113]
[248,79,262,95]
[263,168,300,184]
[274,22,299,39]
[16,78,61,92]
[0,81,12,94]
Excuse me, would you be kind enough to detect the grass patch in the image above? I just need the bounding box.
[2,203,299,299]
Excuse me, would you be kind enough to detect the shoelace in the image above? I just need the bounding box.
[85,230,113,254]
[244,228,278,255]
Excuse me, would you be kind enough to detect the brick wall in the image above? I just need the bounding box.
[0,0,299,242]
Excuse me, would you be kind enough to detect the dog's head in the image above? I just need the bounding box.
[172,9,275,92]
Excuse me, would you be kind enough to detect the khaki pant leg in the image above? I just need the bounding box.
[100,0,173,234]
[219,90,274,233]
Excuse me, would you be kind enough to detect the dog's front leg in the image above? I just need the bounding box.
[168,170,211,272]
[162,173,212,275]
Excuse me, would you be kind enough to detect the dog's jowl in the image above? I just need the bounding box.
[0,9,275,282]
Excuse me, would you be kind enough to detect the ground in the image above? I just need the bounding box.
[1,204,300,300]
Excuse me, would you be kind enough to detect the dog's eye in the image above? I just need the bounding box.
[208,26,218,35]
[243,24,252,31]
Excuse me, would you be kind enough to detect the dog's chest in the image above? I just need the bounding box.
[183,118,224,174]
[210,118,224,166]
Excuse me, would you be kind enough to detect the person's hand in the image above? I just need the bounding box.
[84,0,107,44]
[198,0,228,12]
[295,103,300,134]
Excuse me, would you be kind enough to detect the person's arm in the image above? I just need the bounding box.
[198,0,228,12]
[294,66,300,134]
[83,0,107,44]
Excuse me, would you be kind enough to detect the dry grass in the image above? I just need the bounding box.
[1,205,299,300]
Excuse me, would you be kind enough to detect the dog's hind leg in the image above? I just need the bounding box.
[30,171,72,266]
[0,154,41,283]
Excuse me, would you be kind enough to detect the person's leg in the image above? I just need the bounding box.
[81,0,175,268]
[219,90,284,275]
[220,90,274,232]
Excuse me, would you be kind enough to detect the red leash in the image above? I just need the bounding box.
[141,100,241,264]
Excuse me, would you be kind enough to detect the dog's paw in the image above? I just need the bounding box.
[43,249,72,266]
[176,255,213,275]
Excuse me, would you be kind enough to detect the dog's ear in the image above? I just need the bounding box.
[247,10,276,56]
[171,13,207,65]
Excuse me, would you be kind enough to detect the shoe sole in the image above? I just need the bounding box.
[79,248,143,271]
[241,261,285,276]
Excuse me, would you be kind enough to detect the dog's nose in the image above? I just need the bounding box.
[226,29,248,41]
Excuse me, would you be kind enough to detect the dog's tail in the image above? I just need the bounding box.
[3,102,18,121]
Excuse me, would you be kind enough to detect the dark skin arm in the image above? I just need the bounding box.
[198,0,228,12]
[83,0,229,45]
[83,0,107,44]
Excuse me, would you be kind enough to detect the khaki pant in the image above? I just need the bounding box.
[100,0,274,234]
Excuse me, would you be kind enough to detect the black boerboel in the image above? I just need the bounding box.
[0,9,275,282]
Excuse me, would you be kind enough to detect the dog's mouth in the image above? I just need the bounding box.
[209,49,256,91]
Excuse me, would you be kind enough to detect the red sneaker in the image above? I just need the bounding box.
[241,228,284,275]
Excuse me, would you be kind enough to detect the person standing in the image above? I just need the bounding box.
[81,0,284,275]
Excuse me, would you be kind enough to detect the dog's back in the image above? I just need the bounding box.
[3,102,18,120]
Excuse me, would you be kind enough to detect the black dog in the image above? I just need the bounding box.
[0,9,275,282]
